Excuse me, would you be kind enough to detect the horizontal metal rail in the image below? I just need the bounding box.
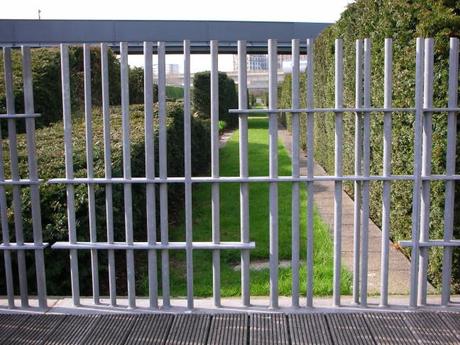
[399,240,460,248]
[46,175,460,184]
[52,241,256,250]
[0,113,41,119]
[229,107,460,114]
[0,19,329,53]
[0,179,42,185]
[0,243,49,250]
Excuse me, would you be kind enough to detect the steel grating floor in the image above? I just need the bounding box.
[0,312,459,344]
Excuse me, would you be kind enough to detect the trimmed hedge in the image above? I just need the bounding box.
[166,86,184,100]
[0,47,121,130]
[128,66,159,105]
[192,71,238,128]
[0,101,210,295]
[279,0,460,291]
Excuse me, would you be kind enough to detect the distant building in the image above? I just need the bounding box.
[153,63,180,75]
[233,54,304,72]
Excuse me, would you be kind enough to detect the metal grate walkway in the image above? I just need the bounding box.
[0,312,459,345]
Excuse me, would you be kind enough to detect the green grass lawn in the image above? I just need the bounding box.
[156,116,351,297]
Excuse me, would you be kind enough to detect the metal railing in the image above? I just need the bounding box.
[0,35,459,311]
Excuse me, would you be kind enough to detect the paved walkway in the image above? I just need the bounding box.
[278,127,427,295]
[0,311,459,344]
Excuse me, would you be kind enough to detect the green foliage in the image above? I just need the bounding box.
[192,71,238,128]
[249,93,257,107]
[0,102,210,295]
[218,120,227,134]
[166,86,184,100]
[128,66,159,105]
[0,46,121,131]
[279,0,460,291]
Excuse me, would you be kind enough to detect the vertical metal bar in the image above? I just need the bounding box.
[238,40,250,307]
[101,43,117,307]
[418,38,434,306]
[83,44,100,305]
[22,46,47,309]
[291,38,300,308]
[184,39,194,309]
[353,39,363,305]
[0,48,14,309]
[380,38,393,307]
[61,44,80,306]
[120,42,136,309]
[144,41,158,309]
[158,41,170,308]
[333,39,344,307]
[4,47,29,308]
[360,38,371,307]
[268,38,279,309]
[441,37,459,306]
[210,39,221,307]
[306,38,314,308]
[409,37,425,308]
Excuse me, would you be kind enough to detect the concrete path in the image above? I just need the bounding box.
[278,126,431,295]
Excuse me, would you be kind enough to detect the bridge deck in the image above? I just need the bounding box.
[0,312,459,344]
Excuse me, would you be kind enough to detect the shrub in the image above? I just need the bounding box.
[192,71,238,128]
[279,0,460,290]
[128,66,159,105]
[166,86,184,100]
[0,101,210,295]
[0,46,121,131]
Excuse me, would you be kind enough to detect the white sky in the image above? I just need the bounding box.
[2,0,354,71]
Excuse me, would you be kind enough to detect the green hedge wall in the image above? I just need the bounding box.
[279,0,460,291]
[0,47,122,131]
[192,71,238,128]
[0,101,210,295]
[128,66,159,105]
[166,86,184,100]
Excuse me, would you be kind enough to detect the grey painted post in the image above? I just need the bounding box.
[418,38,434,306]
[211,40,221,307]
[83,44,100,305]
[291,38,300,308]
[333,39,344,307]
[60,44,80,306]
[353,39,363,305]
[100,43,117,307]
[4,47,29,308]
[360,38,371,307]
[158,41,170,308]
[409,38,425,308]
[120,42,136,309]
[144,41,158,309]
[0,48,14,308]
[22,46,47,309]
[268,38,279,309]
[380,38,393,307]
[184,39,194,309]
[238,40,250,307]
[441,38,459,306]
[306,38,315,308]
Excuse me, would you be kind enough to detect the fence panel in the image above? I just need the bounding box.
[0,36,458,312]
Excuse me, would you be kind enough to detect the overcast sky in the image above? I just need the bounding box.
[2,0,354,71]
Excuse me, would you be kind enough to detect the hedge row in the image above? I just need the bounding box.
[279,0,460,291]
[0,101,210,295]
[0,47,159,131]
[192,71,238,128]
[0,47,122,130]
